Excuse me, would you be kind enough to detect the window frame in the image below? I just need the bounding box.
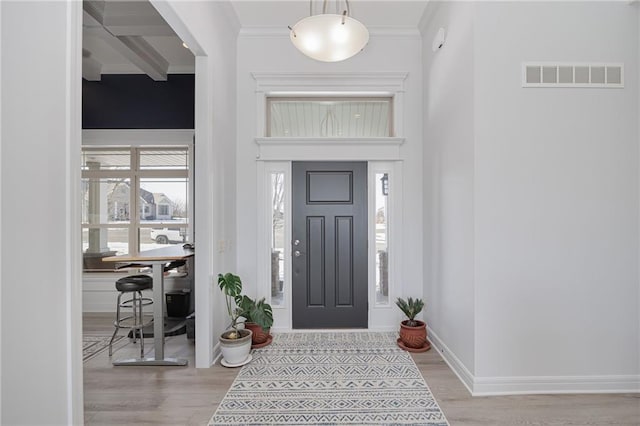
[266,96,394,138]
[81,130,194,269]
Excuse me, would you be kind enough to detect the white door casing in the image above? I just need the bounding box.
[253,72,408,331]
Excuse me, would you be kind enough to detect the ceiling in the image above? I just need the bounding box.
[82,0,428,81]
[231,1,429,29]
[82,0,195,81]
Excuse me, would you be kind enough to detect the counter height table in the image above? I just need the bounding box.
[103,246,194,366]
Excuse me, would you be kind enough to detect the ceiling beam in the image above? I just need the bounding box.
[82,49,102,81]
[102,17,176,36]
[86,0,175,36]
[114,35,169,81]
[83,1,106,26]
[99,34,169,81]
[83,5,170,81]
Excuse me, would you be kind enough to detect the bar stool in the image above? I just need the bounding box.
[108,274,153,357]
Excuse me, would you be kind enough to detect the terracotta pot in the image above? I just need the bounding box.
[244,322,270,345]
[399,319,427,349]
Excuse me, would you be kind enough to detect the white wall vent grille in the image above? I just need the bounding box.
[522,63,624,88]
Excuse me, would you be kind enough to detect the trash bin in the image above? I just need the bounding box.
[166,290,191,318]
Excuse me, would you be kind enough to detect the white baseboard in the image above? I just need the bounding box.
[426,327,475,394]
[270,326,398,333]
[473,374,640,396]
[427,326,640,395]
[211,341,221,367]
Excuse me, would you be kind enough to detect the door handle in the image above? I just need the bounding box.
[294,250,305,257]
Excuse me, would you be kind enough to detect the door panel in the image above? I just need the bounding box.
[307,216,325,306]
[292,162,367,328]
[335,216,353,307]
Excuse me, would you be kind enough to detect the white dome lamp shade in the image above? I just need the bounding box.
[289,1,369,62]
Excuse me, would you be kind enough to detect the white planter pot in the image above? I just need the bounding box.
[219,329,252,366]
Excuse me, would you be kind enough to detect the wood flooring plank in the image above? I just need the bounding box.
[409,350,640,426]
[83,314,638,425]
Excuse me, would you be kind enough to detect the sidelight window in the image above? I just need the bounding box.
[270,172,286,306]
[375,173,390,305]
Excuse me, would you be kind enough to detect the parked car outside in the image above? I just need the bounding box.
[150,227,185,244]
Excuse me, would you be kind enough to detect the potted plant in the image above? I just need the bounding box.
[218,272,253,366]
[395,297,430,352]
[236,296,274,348]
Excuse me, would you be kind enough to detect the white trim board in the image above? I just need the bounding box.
[427,327,475,395]
[82,129,194,146]
[428,327,640,396]
[252,72,408,140]
[255,137,405,161]
[473,375,640,396]
[67,2,84,423]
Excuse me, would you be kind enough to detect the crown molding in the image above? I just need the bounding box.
[239,25,421,39]
[215,1,242,36]
[418,1,437,36]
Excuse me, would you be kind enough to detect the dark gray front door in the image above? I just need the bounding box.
[292,161,368,328]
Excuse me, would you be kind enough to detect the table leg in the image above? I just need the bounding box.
[153,263,165,360]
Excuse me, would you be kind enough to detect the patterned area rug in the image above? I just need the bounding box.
[210,332,449,425]
[83,334,123,362]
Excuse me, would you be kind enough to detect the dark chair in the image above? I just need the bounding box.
[108,274,153,357]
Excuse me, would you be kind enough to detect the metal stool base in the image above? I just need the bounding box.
[109,290,153,358]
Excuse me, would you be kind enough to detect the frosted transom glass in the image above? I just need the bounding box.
[268,98,392,137]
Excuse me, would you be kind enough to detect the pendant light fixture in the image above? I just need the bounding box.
[289,0,369,62]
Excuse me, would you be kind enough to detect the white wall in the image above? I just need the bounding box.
[1,3,3,421]
[637,4,640,379]
[423,0,639,394]
[421,1,476,383]
[152,0,239,367]
[236,32,424,327]
[474,1,639,387]
[1,1,83,424]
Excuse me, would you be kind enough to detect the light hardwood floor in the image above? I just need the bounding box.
[83,313,639,425]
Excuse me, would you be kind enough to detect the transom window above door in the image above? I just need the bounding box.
[267,97,393,138]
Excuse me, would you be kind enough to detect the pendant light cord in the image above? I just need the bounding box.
[311,0,350,16]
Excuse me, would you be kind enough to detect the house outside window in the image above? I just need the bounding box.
[159,205,168,216]
[81,146,190,271]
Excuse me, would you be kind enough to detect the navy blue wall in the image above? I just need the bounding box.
[82,74,194,129]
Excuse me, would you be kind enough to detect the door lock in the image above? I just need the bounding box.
[294,250,302,257]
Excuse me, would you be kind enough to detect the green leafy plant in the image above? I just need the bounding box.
[236,296,274,332]
[218,272,246,336]
[395,297,424,327]
[218,272,274,337]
